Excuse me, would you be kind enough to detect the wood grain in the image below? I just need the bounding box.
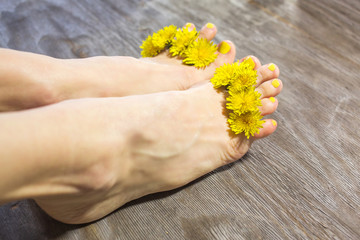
[0,0,359,239]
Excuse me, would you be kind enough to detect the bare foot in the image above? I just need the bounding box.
[0,23,235,111]
[56,23,237,99]
[34,58,282,224]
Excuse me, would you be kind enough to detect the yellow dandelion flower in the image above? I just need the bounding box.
[230,61,258,91]
[152,25,177,49]
[169,27,198,57]
[140,35,162,57]
[228,111,265,139]
[226,87,262,115]
[210,63,240,88]
[140,25,178,57]
[182,38,218,68]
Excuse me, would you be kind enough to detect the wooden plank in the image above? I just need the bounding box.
[0,0,359,239]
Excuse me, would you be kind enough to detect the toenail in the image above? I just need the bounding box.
[218,42,231,54]
[269,97,276,103]
[206,23,215,29]
[272,79,280,88]
[245,56,255,69]
[272,120,277,126]
[268,63,276,71]
[185,23,192,28]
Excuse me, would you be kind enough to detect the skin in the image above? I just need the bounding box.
[0,23,282,224]
[0,23,236,111]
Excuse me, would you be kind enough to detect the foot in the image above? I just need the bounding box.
[34,58,282,224]
[0,23,235,111]
[55,23,237,100]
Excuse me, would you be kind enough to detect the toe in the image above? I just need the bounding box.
[217,41,233,55]
[238,55,262,70]
[258,97,278,116]
[183,22,196,31]
[256,63,280,86]
[198,22,217,41]
[214,41,236,65]
[253,119,277,139]
[256,78,283,98]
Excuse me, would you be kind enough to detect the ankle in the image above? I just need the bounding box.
[0,49,61,110]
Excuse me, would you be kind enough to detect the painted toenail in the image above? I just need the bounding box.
[206,23,215,29]
[245,56,255,68]
[185,23,192,28]
[218,42,231,54]
[272,79,280,88]
[272,120,277,126]
[269,97,276,103]
[268,63,276,71]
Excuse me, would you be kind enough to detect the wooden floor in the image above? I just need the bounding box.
[1,0,359,239]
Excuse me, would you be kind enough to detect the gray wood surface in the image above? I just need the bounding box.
[0,0,359,239]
